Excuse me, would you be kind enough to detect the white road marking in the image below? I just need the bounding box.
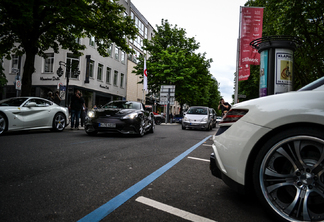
[202,144,212,147]
[187,156,210,162]
[136,196,217,222]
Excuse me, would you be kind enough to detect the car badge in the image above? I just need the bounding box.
[106,115,110,117]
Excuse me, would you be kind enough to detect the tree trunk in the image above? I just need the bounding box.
[21,48,37,96]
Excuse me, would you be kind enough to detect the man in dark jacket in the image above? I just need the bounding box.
[70,90,84,129]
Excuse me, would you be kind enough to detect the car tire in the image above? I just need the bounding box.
[52,112,66,132]
[86,130,98,136]
[149,118,155,133]
[252,126,324,222]
[0,112,8,135]
[138,119,145,137]
[182,125,185,130]
[155,119,161,125]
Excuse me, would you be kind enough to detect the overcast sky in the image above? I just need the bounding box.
[131,0,247,103]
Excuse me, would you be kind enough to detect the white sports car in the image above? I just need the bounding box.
[0,97,69,135]
[210,77,324,222]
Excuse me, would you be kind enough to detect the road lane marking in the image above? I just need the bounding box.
[136,196,216,222]
[77,135,212,222]
[187,156,210,162]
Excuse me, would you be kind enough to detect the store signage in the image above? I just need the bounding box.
[40,76,60,81]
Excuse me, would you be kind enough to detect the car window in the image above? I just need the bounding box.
[0,98,28,106]
[298,76,324,91]
[26,99,52,107]
[103,101,141,110]
[187,107,207,115]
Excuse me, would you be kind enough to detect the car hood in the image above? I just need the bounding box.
[231,90,324,128]
[184,114,208,121]
[95,108,138,117]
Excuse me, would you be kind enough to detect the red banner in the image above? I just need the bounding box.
[239,7,264,81]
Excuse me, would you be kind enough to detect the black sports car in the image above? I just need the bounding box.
[84,100,155,136]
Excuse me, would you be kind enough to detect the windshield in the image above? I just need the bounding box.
[103,101,141,110]
[0,98,28,106]
[298,76,324,91]
[187,107,208,115]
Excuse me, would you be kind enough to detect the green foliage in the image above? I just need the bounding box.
[0,61,8,87]
[133,20,220,111]
[0,0,138,96]
[244,0,324,91]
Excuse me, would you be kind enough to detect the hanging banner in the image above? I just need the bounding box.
[239,6,264,81]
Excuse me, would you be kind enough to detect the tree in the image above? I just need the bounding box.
[0,0,137,96]
[245,0,324,90]
[133,20,218,112]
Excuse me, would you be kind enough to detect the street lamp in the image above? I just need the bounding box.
[56,61,80,107]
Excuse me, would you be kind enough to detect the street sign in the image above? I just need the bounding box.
[160,92,175,97]
[15,80,21,90]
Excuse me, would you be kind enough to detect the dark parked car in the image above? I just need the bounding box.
[85,100,155,136]
[209,108,217,128]
[173,114,183,123]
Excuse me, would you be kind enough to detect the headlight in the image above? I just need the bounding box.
[183,117,188,121]
[202,117,208,122]
[87,111,95,118]
[122,112,138,119]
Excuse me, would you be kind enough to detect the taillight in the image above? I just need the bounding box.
[221,109,248,124]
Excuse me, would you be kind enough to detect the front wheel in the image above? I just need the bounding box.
[138,119,145,137]
[0,113,7,135]
[253,127,324,222]
[52,113,66,132]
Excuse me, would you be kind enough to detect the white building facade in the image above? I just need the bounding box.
[0,0,154,109]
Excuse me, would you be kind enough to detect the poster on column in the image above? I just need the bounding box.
[259,50,268,97]
[275,48,293,94]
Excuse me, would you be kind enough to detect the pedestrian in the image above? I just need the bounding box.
[80,92,86,127]
[53,91,61,105]
[47,91,54,101]
[70,90,84,130]
[218,98,231,116]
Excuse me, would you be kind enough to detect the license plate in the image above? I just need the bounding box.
[99,123,116,128]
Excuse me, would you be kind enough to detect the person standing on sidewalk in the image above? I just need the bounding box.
[70,90,83,130]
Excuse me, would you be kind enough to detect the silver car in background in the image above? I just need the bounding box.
[182,106,213,131]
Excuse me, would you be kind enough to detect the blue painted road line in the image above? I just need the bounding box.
[77,135,212,222]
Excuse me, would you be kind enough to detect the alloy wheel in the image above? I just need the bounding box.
[53,113,66,131]
[0,114,6,135]
[259,135,324,221]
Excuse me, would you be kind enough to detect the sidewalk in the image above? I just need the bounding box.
[160,123,180,126]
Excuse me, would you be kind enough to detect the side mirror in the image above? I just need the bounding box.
[25,102,37,107]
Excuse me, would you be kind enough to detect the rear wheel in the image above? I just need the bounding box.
[52,113,66,132]
[253,127,324,222]
[0,113,7,135]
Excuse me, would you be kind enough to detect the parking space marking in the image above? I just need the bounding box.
[77,135,212,222]
[187,156,210,162]
[203,144,212,147]
[136,196,216,222]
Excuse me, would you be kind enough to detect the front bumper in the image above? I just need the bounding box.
[85,117,140,134]
[182,121,208,129]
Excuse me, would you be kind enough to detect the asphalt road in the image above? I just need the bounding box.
[0,124,273,222]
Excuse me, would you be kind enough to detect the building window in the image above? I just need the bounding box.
[108,44,112,57]
[121,51,125,64]
[113,70,118,86]
[89,36,95,47]
[97,63,103,81]
[44,53,54,73]
[11,55,19,73]
[106,67,111,84]
[120,73,124,88]
[66,53,79,79]
[115,47,119,61]
[89,60,94,78]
